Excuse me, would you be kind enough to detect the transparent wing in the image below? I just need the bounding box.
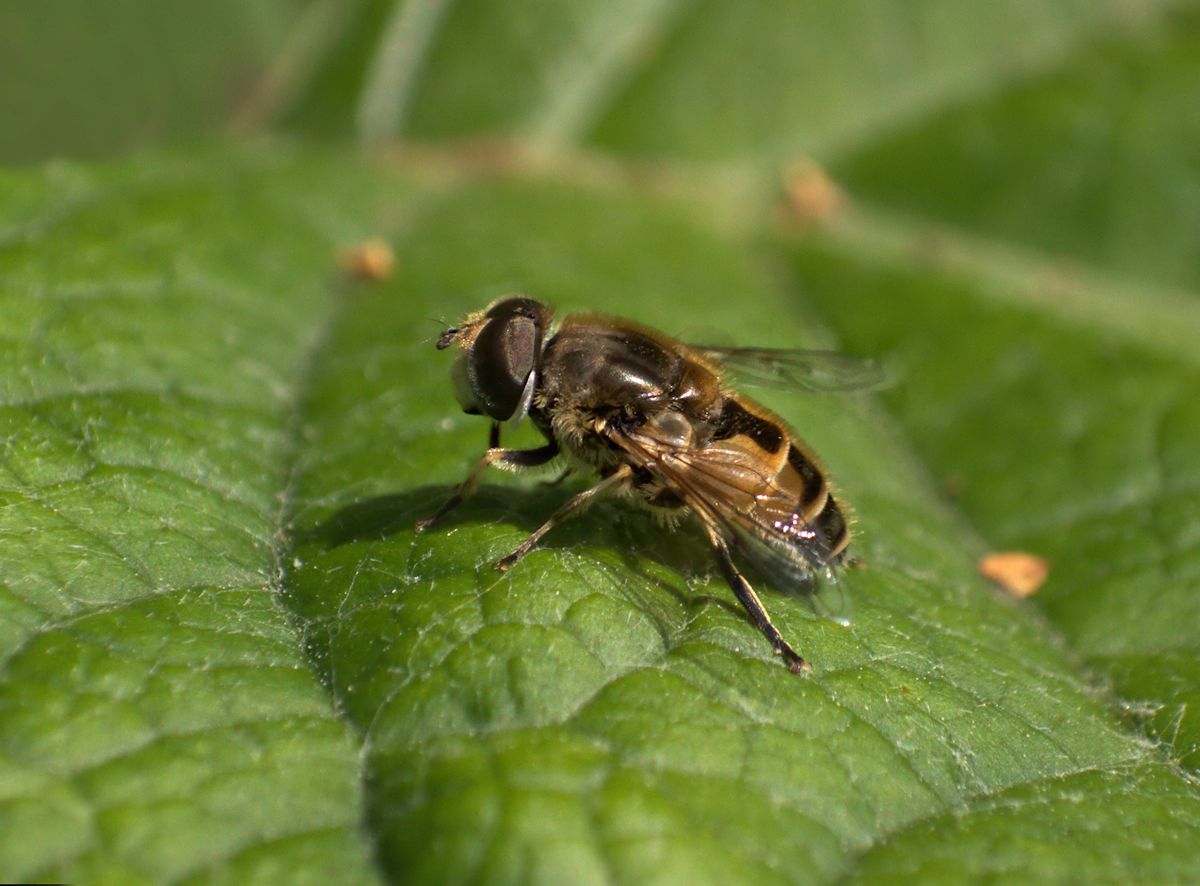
[606,424,838,586]
[690,345,886,393]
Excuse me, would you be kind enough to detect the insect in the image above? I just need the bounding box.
[417,296,879,673]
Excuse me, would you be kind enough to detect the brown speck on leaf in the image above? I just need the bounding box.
[338,239,395,282]
[782,161,843,226]
[979,551,1049,598]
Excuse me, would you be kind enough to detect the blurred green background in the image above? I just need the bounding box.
[3,1,1199,883]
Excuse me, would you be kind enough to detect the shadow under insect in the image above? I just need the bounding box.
[300,482,703,587]
[298,482,826,657]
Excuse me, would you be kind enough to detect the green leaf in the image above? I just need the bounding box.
[6,0,1200,881]
[584,0,1176,162]
[0,149,388,883]
[831,5,1200,291]
[281,172,1200,880]
[288,0,1186,159]
[788,3,1200,777]
[0,0,311,164]
[8,144,1198,882]
[788,205,1200,778]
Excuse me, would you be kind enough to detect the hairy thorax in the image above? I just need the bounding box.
[532,317,723,490]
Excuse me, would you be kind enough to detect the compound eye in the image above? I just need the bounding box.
[469,314,539,420]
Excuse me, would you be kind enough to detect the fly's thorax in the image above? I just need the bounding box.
[673,357,723,414]
[538,315,724,431]
[542,401,623,471]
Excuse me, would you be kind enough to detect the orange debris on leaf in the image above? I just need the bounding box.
[979,551,1049,598]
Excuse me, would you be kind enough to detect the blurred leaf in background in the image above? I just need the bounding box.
[2,1,1199,883]
[0,0,317,163]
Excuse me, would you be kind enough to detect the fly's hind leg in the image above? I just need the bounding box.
[702,523,810,674]
[495,465,632,571]
[416,422,559,532]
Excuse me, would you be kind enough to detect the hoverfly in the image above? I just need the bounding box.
[417,297,880,673]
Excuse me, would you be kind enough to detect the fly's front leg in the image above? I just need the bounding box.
[416,423,559,532]
[702,523,810,674]
[495,465,632,571]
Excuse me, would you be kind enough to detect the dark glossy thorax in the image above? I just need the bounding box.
[538,318,719,419]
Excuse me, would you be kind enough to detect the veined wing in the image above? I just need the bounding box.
[690,345,886,393]
[604,421,842,589]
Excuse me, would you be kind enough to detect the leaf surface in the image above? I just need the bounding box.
[0,150,388,884]
[281,172,1200,881]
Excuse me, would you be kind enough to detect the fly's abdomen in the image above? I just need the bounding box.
[708,396,851,569]
[783,442,850,561]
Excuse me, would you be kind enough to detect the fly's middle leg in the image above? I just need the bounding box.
[494,465,632,571]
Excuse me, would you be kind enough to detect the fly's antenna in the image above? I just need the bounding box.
[422,317,454,348]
